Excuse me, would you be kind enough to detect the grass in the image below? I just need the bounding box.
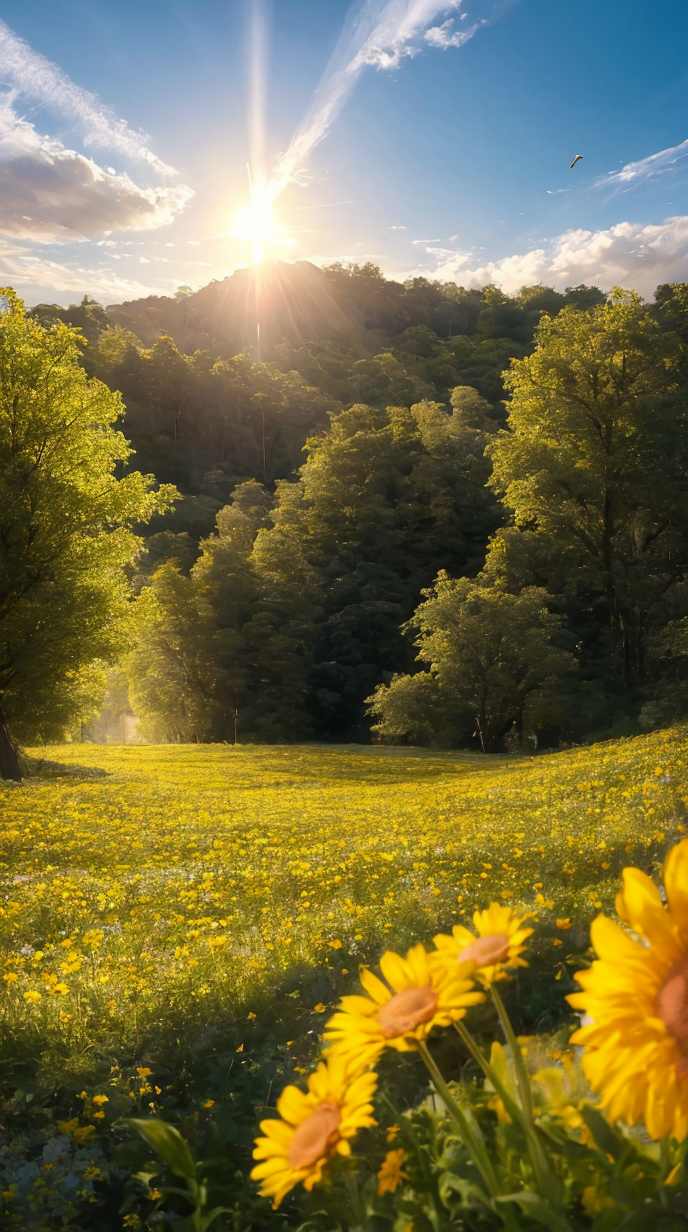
[1,729,686,1227]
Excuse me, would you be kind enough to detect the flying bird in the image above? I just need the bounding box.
[570,154,584,168]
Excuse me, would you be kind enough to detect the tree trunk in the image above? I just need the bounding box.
[0,706,23,781]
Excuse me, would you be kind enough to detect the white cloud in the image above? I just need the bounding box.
[272,0,513,191]
[409,215,688,295]
[424,18,472,47]
[0,18,176,176]
[600,138,688,188]
[0,97,192,240]
[0,235,165,301]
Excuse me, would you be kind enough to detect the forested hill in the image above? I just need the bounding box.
[25,272,688,748]
[30,265,605,521]
[101,261,604,361]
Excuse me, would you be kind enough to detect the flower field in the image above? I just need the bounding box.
[1,729,687,1228]
[2,730,687,1054]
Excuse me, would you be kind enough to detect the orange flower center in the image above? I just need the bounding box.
[656,956,688,1053]
[460,933,510,967]
[288,1102,341,1170]
[377,986,438,1038]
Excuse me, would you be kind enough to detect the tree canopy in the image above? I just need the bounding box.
[0,290,174,777]
[18,272,688,752]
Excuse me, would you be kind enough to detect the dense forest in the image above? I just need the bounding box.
[8,266,688,753]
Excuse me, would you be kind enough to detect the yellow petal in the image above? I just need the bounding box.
[664,839,688,932]
[379,950,413,991]
[358,969,390,1005]
[275,1085,310,1125]
[590,914,645,964]
[619,868,677,948]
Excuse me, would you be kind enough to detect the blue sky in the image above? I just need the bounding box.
[0,0,687,305]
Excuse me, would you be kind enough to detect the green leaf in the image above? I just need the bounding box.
[125,1118,196,1181]
[496,1191,572,1232]
[580,1106,629,1163]
[198,1206,232,1232]
[438,1171,488,1208]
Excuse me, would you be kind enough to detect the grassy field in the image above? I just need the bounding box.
[2,730,687,1048]
[1,730,687,1227]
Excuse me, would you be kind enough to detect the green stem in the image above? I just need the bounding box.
[489,987,568,1218]
[490,985,534,1124]
[454,1020,524,1128]
[455,1020,559,1202]
[417,1040,499,1200]
[343,1164,365,1227]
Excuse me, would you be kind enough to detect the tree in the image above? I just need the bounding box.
[365,671,444,746]
[487,291,688,693]
[127,562,215,743]
[128,482,269,742]
[276,396,500,736]
[127,480,319,743]
[368,575,575,751]
[0,290,174,778]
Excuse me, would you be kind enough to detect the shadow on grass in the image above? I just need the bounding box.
[22,754,110,781]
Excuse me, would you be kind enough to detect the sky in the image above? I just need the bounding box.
[0,0,687,306]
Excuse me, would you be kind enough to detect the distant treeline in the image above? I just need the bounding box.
[30,270,688,749]
[31,264,604,518]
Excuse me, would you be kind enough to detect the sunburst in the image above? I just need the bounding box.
[230,180,287,265]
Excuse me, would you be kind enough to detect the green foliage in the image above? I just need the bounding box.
[0,289,175,769]
[91,332,340,498]
[368,576,575,751]
[128,395,500,741]
[128,479,319,742]
[81,269,606,519]
[486,289,688,724]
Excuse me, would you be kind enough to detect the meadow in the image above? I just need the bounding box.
[1,729,687,1228]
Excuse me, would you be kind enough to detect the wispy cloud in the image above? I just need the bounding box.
[0,234,166,301]
[406,215,688,296]
[425,17,472,48]
[600,138,688,189]
[271,0,515,191]
[0,18,176,176]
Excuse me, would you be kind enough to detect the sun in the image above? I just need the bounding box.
[230,181,286,265]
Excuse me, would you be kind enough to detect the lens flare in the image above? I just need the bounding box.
[230,181,287,265]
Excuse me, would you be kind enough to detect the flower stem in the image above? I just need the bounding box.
[490,985,534,1123]
[456,1020,564,1212]
[417,1040,500,1200]
[454,1020,524,1127]
[489,986,567,1216]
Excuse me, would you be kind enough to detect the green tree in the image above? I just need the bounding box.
[368,575,575,751]
[275,396,500,736]
[487,291,688,693]
[127,562,214,743]
[128,482,270,742]
[0,290,174,778]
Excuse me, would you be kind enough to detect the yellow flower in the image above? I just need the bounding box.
[323,943,482,1069]
[377,1147,407,1195]
[251,1056,377,1207]
[581,1185,614,1215]
[433,903,532,987]
[568,838,688,1140]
